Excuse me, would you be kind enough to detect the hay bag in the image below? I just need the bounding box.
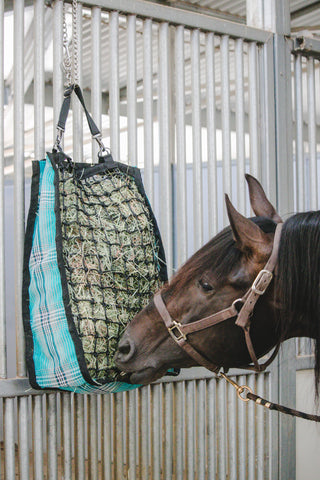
[22,86,167,393]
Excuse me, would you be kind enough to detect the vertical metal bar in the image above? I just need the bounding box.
[61,393,72,480]
[307,56,317,210]
[191,29,203,251]
[206,32,217,238]
[88,395,99,480]
[186,380,195,480]
[74,395,86,480]
[158,22,173,275]
[53,0,64,136]
[273,34,295,479]
[227,381,237,480]
[259,38,277,204]
[73,1,83,162]
[235,38,246,213]
[196,380,206,480]
[151,384,161,480]
[221,35,231,213]
[91,6,101,161]
[18,397,30,480]
[47,394,58,480]
[4,398,16,480]
[139,386,150,480]
[207,378,216,480]
[175,25,187,266]
[217,378,227,479]
[143,19,154,204]
[34,0,45,159]
[109,11,120,161]
[33,396,44,480]
[14,0,26,378]
[247,375,255,480]
[248,42,260,178]
[274,34,294,215]
[0,0,6,379]
[128,390,137,480]
[113,393,124,480]
[102,394,112,480]
[163,383,173,480]
[256,374,265,480]
[237,375,247,480]
[173,381,184,480]
[127,15,137,167]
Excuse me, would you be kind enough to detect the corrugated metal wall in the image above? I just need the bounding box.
[1,1,319,479]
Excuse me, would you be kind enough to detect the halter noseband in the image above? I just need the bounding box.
[154,222,283,375]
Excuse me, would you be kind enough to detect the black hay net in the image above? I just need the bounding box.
[56,154,167,384]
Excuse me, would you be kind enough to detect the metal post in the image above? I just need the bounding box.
[14,0,26,378]
[127,15,137,167]
[143,19,154,206]
[109,11,120,161]
[247,2,295,479]
[175,25,187,266]
[73,0,83,162]
[158,22,173,275]
[91,6,101,161]
[205,32,218,237]
[0,0,6,380]
[191,29,203,251]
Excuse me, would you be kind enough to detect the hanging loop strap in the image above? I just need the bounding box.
[53,84,110,158]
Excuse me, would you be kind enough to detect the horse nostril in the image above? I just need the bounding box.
[116,337,136,363]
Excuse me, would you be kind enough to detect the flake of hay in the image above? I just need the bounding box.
[58,166,164,383]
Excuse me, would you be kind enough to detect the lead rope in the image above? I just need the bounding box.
[220,372,320,422]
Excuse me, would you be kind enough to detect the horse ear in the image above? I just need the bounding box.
[225,194,271,257]
[245,174,282,223]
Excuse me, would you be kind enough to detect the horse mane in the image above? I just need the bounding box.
[277,211,320,395]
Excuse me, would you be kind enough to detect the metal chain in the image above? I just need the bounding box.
[72,0,79,85]
[62,2,72,86]
[62,0,79,86]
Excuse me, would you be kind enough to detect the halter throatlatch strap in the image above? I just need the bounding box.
[154,222,283,374]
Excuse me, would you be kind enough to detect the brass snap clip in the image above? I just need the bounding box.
[219,372,253,402]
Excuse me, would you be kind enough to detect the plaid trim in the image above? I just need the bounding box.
[28,156,138,393]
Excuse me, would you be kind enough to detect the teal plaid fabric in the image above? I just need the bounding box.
[27,155,139,393]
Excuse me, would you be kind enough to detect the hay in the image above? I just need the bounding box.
[58,165,163,382]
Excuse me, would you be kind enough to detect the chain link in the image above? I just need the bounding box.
[72,0,79,85]
[62,0,79,86]
[62,2,72,86]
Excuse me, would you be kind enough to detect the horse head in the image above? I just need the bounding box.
[115,175,284,385]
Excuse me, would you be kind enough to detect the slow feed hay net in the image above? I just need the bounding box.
[58,159,166,383]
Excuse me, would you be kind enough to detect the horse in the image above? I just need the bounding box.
[115,175,320,395]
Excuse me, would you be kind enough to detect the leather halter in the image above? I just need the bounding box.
[154,222,283,374]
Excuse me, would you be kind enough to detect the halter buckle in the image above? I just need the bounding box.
[168,321,187,342]
[252,269,273,295]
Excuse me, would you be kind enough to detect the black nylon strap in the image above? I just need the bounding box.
[56,84,101,138]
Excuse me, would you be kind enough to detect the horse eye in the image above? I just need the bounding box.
[198,279,214,293]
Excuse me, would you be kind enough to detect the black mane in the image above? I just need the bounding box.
[277,211,320,394]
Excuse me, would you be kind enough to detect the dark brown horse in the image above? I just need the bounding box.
[115,175,320,392]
